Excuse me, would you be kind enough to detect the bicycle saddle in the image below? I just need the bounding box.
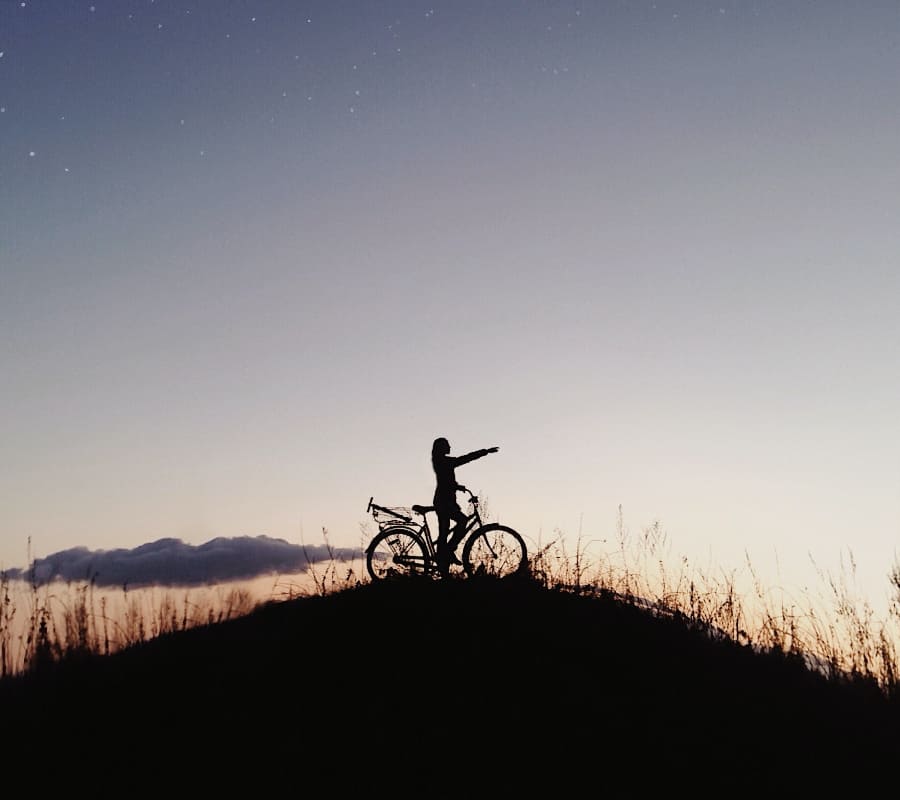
[412,504,434,515]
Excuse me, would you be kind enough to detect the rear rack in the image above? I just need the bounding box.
[366,498,413,529]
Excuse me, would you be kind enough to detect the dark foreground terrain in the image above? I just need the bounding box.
[1,575,898,793]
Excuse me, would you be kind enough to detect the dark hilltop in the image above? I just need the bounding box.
[1,574,897,793]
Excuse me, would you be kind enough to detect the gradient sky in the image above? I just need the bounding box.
[2,1,899,609]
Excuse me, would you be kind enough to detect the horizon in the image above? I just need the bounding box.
[3,2,899,619]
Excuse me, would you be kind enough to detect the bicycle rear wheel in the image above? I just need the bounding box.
[366,527,431,581]
[462,524,528,579]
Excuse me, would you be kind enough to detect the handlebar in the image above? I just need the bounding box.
[459,487,479,504]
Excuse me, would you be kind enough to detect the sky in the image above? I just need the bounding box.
[2,1,899,610]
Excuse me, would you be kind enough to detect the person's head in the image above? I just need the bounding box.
[432,437,450,459]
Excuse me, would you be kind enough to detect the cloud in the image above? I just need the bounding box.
[1,536,362,588]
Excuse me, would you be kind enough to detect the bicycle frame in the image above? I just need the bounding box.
[433,491,487,553]
[367,490,484,564]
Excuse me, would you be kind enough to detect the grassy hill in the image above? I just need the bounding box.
[1,572,898,792]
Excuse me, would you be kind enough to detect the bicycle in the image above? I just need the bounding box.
[364,488,528,581]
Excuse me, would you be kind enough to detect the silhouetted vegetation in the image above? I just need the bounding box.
[1,536,899,792]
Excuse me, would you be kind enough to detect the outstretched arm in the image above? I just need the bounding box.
[452,446,499,467]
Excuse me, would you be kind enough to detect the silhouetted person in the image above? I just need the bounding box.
[431,437,498,576]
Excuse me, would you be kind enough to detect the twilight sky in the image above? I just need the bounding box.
[2,1,899,606]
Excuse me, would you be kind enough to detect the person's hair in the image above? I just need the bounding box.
[432,437,450,462]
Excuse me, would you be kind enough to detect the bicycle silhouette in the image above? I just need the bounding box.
[365,488,528,581]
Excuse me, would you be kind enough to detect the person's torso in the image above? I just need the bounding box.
[432,455,456,502]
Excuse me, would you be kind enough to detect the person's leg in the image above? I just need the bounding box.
[446,504,468,558]
[435,508,452,575]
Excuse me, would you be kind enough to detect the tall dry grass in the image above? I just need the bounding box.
[527,505,900,697]
[0,569,259,677]
[3,510,900,700]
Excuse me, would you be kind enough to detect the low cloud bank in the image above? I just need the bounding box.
[1,536,363,588]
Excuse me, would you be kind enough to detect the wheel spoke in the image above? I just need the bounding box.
[463,526,527,578]
[367,528,430,580]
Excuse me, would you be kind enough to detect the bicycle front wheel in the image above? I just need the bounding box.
[462,524,528,579]
[366,527,431,581]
